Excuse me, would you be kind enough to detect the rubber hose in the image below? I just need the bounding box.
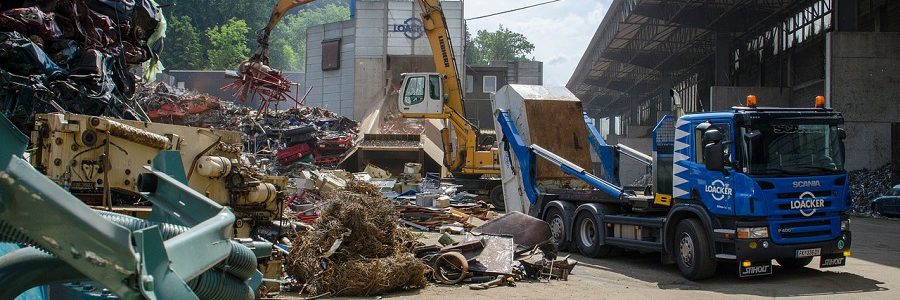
[92,211,257,280]
[0,220,41,247]
[0,247,89,300]
[219,240,258,281]
[93,210,190,240]
[2,211,258,295]
[188,269,254,300]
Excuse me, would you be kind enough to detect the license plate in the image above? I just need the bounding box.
[739,262,773,277]
[796,248,821,258]
[820,254,847,268]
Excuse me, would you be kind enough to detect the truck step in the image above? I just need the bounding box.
[605,237,662,252]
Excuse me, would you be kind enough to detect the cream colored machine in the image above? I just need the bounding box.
[30,113,287,238]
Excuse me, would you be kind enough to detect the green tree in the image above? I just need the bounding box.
[205,18,251,70]
[164,15,204,69]
[466,25,535,65]
[268,4,351,71]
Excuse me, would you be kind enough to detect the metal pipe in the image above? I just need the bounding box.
[89,117,171,149]
[617,143,653,166]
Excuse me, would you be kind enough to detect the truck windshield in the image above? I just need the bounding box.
[742,124,845,176]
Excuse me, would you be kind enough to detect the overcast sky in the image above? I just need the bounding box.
[463,0,611,86]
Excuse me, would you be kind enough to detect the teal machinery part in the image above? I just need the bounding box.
[0,114,270,299]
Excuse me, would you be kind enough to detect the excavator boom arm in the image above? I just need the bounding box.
[253,0,317,62]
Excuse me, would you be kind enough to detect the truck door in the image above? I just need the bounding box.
[694,120,736,215]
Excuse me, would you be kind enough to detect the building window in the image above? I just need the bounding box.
[466,75,474,93]
[322,38,341,71]
[483,75,497,93]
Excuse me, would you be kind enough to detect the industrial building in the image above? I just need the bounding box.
[568,0,899,179]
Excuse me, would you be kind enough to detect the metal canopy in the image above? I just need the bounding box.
[568,0,801,117]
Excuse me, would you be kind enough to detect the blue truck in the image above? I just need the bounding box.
[494,87,851,280]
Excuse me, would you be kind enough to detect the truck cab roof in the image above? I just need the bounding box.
[680,107,844,125]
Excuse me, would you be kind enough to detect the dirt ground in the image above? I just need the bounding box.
[284,217,900,299]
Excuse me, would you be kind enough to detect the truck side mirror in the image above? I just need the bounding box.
[705,143,726,172]
[837,128,846,140]
[703,128,723,144]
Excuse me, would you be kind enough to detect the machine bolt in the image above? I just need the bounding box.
[141,275,154,291]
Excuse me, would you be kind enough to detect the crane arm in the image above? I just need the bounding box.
[417,0,465,114]
[251,0,317,63]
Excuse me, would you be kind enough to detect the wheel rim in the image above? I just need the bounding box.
[549,215,565,244]
[580,217,596,247]
[679,232,695,267]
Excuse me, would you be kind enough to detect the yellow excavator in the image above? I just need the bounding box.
[397,0,504,208]
[252,0,317,65]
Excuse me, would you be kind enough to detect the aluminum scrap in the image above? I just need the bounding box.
[849,164,893,216]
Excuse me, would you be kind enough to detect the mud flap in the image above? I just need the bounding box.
[819,254,847,268]
[739,261,773,277]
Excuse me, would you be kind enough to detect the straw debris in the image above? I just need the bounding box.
[287,181,427,296]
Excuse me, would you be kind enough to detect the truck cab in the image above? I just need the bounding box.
[674,104,851,277]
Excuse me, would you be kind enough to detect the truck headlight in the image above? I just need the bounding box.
[841,219,850,231]
[737,227,769,239]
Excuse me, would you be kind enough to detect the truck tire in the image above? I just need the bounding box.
[544,207,570,251]
[776,257,813,269]
[489,185,505,211]
[574,212,613,258]
[675,219,716,280]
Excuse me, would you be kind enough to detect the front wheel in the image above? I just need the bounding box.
[776,257,814,269]
[674,219,717,280]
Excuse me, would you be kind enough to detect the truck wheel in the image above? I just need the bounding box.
[776,257,813,269]
[575,212,613,258]
[544,207,570,251]
[489,185,505,211]
[675,219,716,280]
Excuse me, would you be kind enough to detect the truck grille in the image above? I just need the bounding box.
[770,189,841,244]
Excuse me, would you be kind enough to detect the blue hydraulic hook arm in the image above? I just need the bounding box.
[583,113,620,186]
[496,109,624,205]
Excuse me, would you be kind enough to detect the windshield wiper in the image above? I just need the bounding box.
[791,165,841,173]
[753,168,799,176]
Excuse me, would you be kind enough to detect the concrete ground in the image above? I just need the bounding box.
[332,217,900,299]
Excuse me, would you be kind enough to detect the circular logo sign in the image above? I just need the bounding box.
[704,179,733,201]
[391,17,424,40]
[791,191,826,217]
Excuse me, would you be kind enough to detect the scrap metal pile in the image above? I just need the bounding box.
[134,81,360,171]
[849,164,894,216]
[0,0,164,131]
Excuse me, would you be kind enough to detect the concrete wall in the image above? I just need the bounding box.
[829,32,900,171]
[708,86,791,110]
[305,21,356,117]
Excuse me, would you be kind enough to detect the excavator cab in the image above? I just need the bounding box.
[399,72,445,117]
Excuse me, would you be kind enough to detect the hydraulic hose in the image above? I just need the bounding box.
[0,247,89,300]
[1,210,260,298]
[189,268,255,300]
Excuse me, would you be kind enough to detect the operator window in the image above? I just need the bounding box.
[403,76,426,105]
[429,75,441,101]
